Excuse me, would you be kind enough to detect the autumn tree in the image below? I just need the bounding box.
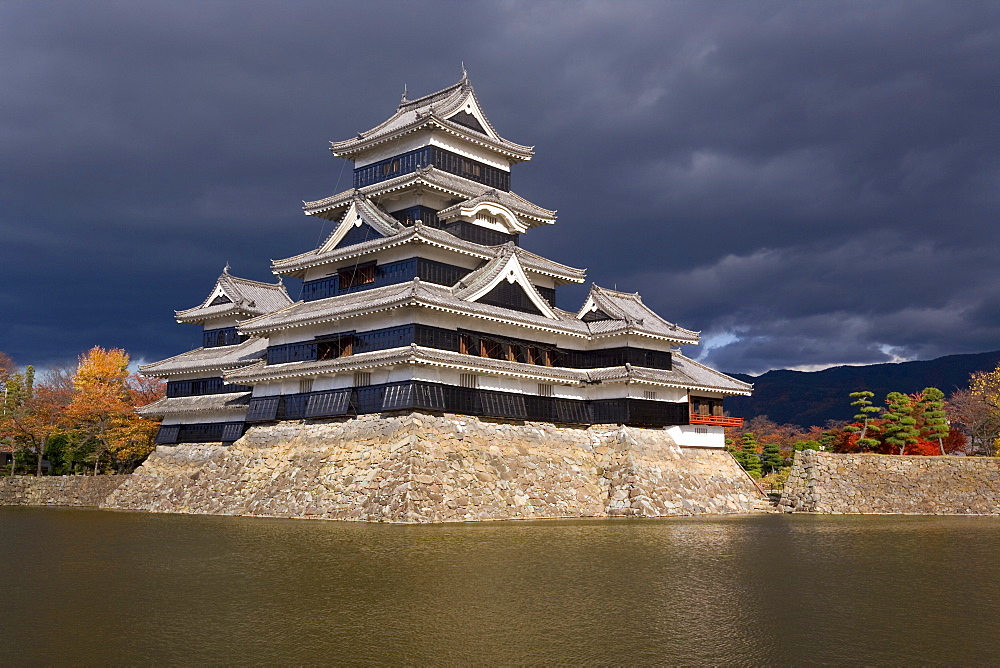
[883,392,920,455]
[1,366,36,475]
[6,382,72,475]
[947,388,1000,456]
[65,347,160,474]
[0,352,15,380]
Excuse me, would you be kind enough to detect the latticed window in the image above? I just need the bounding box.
[338,262,376,290]
[318,336,353,360]
[459,334,475,355]
[643,390,657,401]
[299,378,314,394]
[480,338,502,359]
[354,371,372,387]
[537,383,553,397]
[460,374,478,389]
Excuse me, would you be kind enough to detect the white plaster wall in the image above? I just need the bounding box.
[161,409,245,426]
[379,190,453,213]
[200,316,242,329]
[666,425,725,448]
[588,382,687,402]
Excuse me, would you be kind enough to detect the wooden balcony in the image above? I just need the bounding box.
[689,413,744,427]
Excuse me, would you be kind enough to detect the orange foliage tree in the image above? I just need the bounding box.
[6,383,73,475]
[65,346,163,474]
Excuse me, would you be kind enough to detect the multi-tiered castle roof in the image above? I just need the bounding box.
[141,73,750,448]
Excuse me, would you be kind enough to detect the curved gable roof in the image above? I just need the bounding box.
[175,267,292,324]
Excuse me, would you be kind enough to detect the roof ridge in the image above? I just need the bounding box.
[397,77,465,112]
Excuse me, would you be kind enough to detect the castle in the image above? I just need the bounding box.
[128,74,758,522]
[141,72,749,444]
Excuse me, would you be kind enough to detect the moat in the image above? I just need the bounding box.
[3,509,999,664]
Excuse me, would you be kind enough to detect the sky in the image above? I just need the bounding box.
[2,0,999,376]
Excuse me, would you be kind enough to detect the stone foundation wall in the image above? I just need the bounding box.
[780,450,1000,514]
[0,475,126,507]
[104,412,765,523]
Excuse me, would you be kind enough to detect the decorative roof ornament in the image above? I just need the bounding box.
[400,84,408,104]
[223,262,231,274]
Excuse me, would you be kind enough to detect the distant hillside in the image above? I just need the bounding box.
[724,350,1000,428]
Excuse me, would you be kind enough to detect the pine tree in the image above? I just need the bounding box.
[844,390,880,450]
[883,392,920,455]
[739,432,762,477]
[761,443,783,474]
[919,387,949,456]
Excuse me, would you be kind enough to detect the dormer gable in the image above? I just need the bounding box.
[440,83,501,142]
[318,197,404,253]
[453,244,558,319]
[175,266,292,325]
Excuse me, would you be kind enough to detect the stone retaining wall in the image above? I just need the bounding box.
[780,450,1000,514]
[0,475,126,507]
[104,412,765,522]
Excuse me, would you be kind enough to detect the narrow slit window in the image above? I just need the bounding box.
[460,374,478,389]
[353,371,372,387]
[299,378,314,394]
[538,383,553,397]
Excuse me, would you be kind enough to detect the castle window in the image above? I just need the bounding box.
[299,378,314,394]
[338,262,376,290]
[643,391,657,401]
[480,338,502,360]
[354,371,372,387]
[538,384,553,397]
[460,374,479,389]
[460,333,475,355]
[318,335,353,360]
[381,159,400,176]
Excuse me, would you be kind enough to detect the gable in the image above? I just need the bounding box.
[337,221,385,249]
[581,308,612,322]
[448,110,487,135]
[443,90,500,142]
[318,200,395,253]
[209,294,233,306]
[457,251,558,319]
[478,280,543,316]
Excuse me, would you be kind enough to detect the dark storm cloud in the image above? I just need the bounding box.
[1,0,998,374]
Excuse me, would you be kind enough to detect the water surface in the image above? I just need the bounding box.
[2,508,998,664]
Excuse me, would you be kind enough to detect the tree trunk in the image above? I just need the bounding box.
[939,437,946,456]
[93,452,99,476]
[35,437,46,476]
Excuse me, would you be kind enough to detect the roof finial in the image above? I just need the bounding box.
[277,275,284,288]
[223,262,231,274]
[400,83,408,104]
[460,61,467,80]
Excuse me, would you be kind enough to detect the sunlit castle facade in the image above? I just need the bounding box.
[143,73,750,448]
[138,269,291,444]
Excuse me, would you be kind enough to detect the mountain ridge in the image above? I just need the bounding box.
[723,350,1000,427]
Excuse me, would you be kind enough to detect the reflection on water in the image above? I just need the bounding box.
[2,508,1000,664]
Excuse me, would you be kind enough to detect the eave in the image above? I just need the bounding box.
[330,115,534,163]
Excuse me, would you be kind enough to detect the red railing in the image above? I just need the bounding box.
[689,414,744,427]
